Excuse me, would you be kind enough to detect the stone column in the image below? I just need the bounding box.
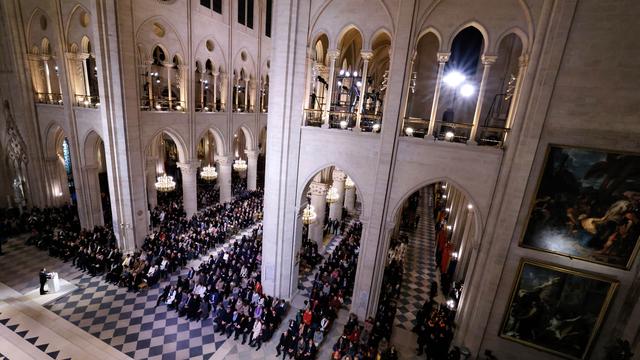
[220,72,228,111]
[309,181,328,250]
[303,47,314,111]
[212,71,219,110]
[83,165,104,227]
[178,162,198,217]
[328,169,346,220]
[504,54,529,143]
[344,182,356,214]
[427,52,450,137]
[468,55,497,144]
[164,62,173,109]
[322,49,340,127]
[355,51,373,131]
[455,207,475,282]
[217,155,233,203]
[246,149,259,191]
[244,78,250,111]
[146,157,158,209]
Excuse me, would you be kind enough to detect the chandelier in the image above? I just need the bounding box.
[345,176,355,189]
[302,204,317,225]
[155,173,176,192]
[233,158,248,172]
[200,164,218,181]
[326,185,339,204]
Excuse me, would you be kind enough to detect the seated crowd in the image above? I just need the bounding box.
[275,220,363,359]
[330,235,407,360]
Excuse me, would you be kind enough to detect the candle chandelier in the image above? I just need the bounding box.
[200,164,218,181]
[233,158,248,172]
[155,173,176,192]
[326,185,339,204]
[302,204,317,225]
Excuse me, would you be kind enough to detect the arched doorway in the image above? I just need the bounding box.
[196,129,224,208]
[83,131,113,227]
[376,181,478,358]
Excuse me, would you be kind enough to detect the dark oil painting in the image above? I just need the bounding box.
[501,260,617,359]
[522,146,640,268]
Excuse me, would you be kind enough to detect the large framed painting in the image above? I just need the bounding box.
[521,145,640,269]
[500,260,618,359]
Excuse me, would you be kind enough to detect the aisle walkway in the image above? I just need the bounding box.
[394,188,438,331]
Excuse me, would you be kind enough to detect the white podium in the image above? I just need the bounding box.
[46,272,60,293]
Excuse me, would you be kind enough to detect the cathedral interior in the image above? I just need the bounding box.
[0,0,639,359]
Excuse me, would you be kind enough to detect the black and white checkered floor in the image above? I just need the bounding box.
[394,188,439,331]
[43,227,260,360]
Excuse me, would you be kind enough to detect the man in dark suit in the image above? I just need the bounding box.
[39,268,50,295]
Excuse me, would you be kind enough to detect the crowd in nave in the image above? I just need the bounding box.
[275,221,363,359]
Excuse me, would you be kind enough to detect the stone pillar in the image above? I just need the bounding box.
[217,155,233,203]
[244,78,250,111]
[322,49,339,127]
[146,157,158,209]
[455,206,475,282]
[43,57,53,100]
[177,162,198,217]
[344,183,356,214]
[468,55,497,144]
[220,72,227,111]
[246,149,259,191]
[303,47,315,111]
[309,181,328,250]
[328,169,346,220]
[355,51,373,131]
[212,71,219,111]
[83,165,104,228]
[164,62,173,109]
[427,52,450,137]
[504,55,529,143]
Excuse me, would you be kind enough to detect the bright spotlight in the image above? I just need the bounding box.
[339,120,348,129]
[353,71,358,77]
[445,131,455,141]
[460,83,475,97]
[372,123,381,132]
[405,127,414,137]
[356,81,362,87]
[443,71,466,87]
[467,204,473,210]
[339,69,345,76]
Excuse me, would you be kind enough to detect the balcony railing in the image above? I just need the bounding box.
[328,111,356,129]
[232,104,255,113]
[34,92,63,105]
[435,121,473,143]
[402,117,430,138]
[478,126,510,147]
[303,109,323,127]
[140,98,186,112]
[196,102,226,112]
[74,94,100,108]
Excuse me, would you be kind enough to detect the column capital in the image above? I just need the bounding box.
[216,155,234,166]
[518,54,530,67]
[332,169,346,182]
[481,54,498,65]
[437,52,451,63]
[162,62,176,68]
[309,181,328,196]
[313,64,327,73]
[360,51,374,61]
[245,149,259,159]
[177,161,199,174]
[212,70,220,77]
[327,49,340,60]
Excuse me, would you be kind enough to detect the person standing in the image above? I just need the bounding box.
[39,268,49,295]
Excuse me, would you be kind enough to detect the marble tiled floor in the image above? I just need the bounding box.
[0,235,83,294]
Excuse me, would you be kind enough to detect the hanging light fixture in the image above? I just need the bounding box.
[233,158,248,172]
[326,185,339,204]
[155,173,176,192]
[302,204,317,225]
[345,176,355,189]
[200,164,218,181]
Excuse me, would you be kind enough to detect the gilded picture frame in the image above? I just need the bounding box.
[500,259,618,359]
[520,145,640,269]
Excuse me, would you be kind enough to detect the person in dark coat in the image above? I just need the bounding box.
[39,268,50,295]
